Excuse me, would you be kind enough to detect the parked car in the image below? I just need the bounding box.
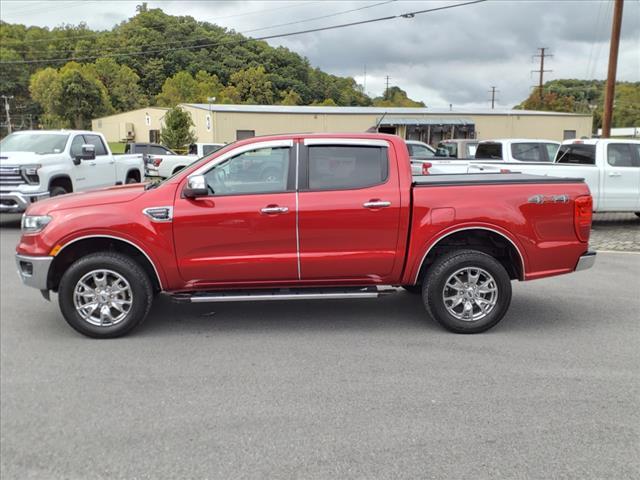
[188,142,225,157]
[15,133,595,338]
[406,140,437,175]
[436,139,479,159]
[124,142,177,163]
[0,130,144,213]
[474,139,560,162]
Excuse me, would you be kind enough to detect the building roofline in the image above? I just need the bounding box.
[92,106,170,121]
[181,103,591,117]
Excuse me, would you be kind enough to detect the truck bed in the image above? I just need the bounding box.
[412,173,585,186]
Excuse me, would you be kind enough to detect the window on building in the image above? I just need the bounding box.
[236,130,255,140]
[307,146,388,191]
[149,130,160,143]
[206,114,212,132]
[563,130,577,140]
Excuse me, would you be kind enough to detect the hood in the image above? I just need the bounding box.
[0,152,63,165]
[27,184,147,215]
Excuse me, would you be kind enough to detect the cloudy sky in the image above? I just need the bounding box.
[1,0,639,109]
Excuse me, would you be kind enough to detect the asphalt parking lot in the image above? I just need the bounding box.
[1,214,639,479]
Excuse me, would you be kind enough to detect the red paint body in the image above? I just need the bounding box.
[17,133,592,291]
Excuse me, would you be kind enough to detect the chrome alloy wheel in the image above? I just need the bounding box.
[442,267,498,322]
[73,269,133,327]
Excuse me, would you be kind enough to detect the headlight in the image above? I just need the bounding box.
[20,164,41,185]
[21,215,52,233]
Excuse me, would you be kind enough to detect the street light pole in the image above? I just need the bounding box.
[207,96,216,142]
[1,95,14,134]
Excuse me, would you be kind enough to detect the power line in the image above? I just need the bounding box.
[0,0,487,65]
[10,0,397,56]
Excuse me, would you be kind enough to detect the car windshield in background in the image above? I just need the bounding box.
[0,133,69,154]
[440,143,458,157]
[408,144,434,157]
[474,143,502,159]
[511,143,547,162]
[555,144,596,165]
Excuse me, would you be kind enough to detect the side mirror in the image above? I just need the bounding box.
[183,175,208,198]
[74,144,96,165]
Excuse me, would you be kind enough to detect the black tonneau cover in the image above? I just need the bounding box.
[412,173,585,187]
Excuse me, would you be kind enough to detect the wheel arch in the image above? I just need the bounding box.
[125,169,141,182]
[48,175,73,193]
[48,235,163,292]
[412,226,526,284]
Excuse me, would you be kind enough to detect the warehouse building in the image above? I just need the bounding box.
[92,104,593,145]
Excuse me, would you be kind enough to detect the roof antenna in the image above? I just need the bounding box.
[375,111,388,131]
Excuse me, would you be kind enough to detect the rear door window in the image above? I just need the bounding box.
[555,145,596,165]
[307,146,388,190]
[475,143,503,159]
[607,143,639,167]
[511,143,545,162]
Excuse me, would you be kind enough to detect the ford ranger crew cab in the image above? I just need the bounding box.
[15,133,596,338]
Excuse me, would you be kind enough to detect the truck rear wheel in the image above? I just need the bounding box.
[58,252,154,338]
[422,249,512,334]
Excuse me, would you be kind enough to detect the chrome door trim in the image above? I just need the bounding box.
[295,142,301,280]
[303,138,389,147]
[190,139,294,177]
[413,226,526,284]
[55,235,164,290]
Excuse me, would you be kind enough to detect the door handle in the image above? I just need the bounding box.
[363,200,391,209]
[608,172,622,177]
[260,206,289,214]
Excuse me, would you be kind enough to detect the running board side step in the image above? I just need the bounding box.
[169,286,399,304]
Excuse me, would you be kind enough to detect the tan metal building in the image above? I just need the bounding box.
[92,104,592,145]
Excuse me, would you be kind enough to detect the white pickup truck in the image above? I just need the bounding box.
[143,142,225,178]
[421,139,640,214]
[498,139,640,214]
[0,130,144,213]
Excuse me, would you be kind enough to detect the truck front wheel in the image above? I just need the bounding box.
[422,249,512,334]
[58,252,154,338]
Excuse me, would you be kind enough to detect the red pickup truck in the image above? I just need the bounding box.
[15,133,596,338]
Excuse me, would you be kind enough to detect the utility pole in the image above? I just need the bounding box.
[532,48,552,102]
[602,0,624,139]
[1,95,14,134]
[488,86,498,109]
[384,75,391,98]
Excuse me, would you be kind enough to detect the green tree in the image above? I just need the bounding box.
[156,71,199,106]
[29,63,111,129]
[160,106,195,150]
[227,65,274,104]
[90,58,146,111]
[373,86,425,107]
[280,89,302,105]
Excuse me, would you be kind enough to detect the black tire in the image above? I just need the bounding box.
[635,212,640,219]
[126,175,139,184]
[49,186,68,197]
[58,251,154,338]
[402,285,422,294]
[422,249,512,334]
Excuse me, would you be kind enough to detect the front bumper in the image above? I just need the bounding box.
[575,251,597,271]
[15,254,53,290]
[0,190,49,213]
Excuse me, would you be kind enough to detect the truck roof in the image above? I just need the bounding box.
[479,138,560,144]
[10,129,97,136]
[561,138,640,145]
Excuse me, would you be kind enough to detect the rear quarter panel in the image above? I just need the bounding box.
[403,181,591,284]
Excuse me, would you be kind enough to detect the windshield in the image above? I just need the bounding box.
[408,143,434,157]
[0,133,69,155]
